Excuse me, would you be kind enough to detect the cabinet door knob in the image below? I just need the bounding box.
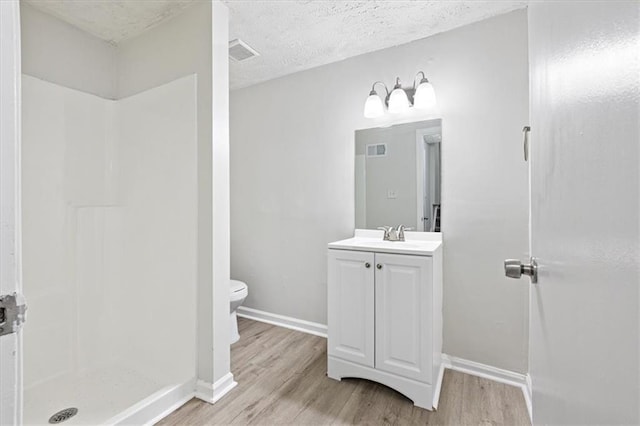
[376,264,383,270]
[365,262,371,268]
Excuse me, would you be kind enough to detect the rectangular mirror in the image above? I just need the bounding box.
[355,119,441,232]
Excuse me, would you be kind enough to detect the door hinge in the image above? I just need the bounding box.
[0,293,27,337]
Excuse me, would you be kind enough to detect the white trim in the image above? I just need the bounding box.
[524,373,533,422]
[237,306,328,338]
[108,379,195,426]
[442,354,532,422]
[415,130,426,231]
[432,362,445,409]
[210,0,232,398]
[442,354,527,386]
[415,124,441,232]
[195,372,237,405]
[0,1,23,424]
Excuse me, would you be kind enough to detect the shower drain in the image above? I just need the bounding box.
[48,408,78,424]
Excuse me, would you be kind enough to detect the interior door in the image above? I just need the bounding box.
[528,2,639,424]
[327,249,375,367]
[0,0,24,424]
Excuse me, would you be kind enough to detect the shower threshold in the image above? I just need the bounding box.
[24,365,192,425]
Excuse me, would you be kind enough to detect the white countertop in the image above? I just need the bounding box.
[328,229,442,256]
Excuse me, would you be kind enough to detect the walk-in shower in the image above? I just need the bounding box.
[21,74,198,425]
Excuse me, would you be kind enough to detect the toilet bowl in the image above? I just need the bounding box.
[230,279,248,344]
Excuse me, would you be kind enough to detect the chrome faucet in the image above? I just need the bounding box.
[377,226,395,241]
[396,224,413,241]
[378,225,413,241]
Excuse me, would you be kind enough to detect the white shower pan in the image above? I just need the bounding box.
[21,75,198,425]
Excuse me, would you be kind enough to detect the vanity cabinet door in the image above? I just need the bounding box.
[375,253,432,382]
[328,249,375,367]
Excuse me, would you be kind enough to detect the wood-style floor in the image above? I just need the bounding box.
[160,318,530,425]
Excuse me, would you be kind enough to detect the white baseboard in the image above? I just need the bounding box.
[195,373,237,405]
[237,306,328,338]
[442,354,527,386]
[442,354,532,423]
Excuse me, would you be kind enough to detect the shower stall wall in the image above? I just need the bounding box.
[21,74,197,425]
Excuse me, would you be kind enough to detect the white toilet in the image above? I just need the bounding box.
[230,279,249,344]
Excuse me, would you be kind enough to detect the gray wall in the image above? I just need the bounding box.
[20,2,117,99]
[231,10,530,373]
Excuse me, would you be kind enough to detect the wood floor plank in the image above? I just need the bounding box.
[246,354,328,423]
[429,370,465,426]
[291,369,359,424]
[331,379,394,426]
[159,318,530,426]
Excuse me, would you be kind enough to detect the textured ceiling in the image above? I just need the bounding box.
[24,0,198,43]
[25,0,527,89]
[224,0,527,89]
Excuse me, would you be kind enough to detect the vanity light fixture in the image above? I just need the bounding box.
[363,81,388,118]
[413,71,437,110]
[363,71,437,118]
[388,78,411,114]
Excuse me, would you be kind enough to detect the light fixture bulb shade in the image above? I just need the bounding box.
[413,81,437,110]
[388,88,410,114]
[363,93,385,118]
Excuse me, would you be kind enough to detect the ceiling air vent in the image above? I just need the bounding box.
[229,39,259,62]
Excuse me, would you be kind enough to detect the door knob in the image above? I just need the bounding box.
[376,264,383,270]
[365,262,371,268]
[504,257,538,283]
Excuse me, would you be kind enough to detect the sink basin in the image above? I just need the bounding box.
[328,237,441,255]
[356,241,422,249]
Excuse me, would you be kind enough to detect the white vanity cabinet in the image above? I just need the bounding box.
[327,250,375,367]
[327,231,443,410]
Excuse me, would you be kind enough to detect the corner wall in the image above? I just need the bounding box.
[115,0,230,390]
[20,2,117,99]
[231,9,530,373]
